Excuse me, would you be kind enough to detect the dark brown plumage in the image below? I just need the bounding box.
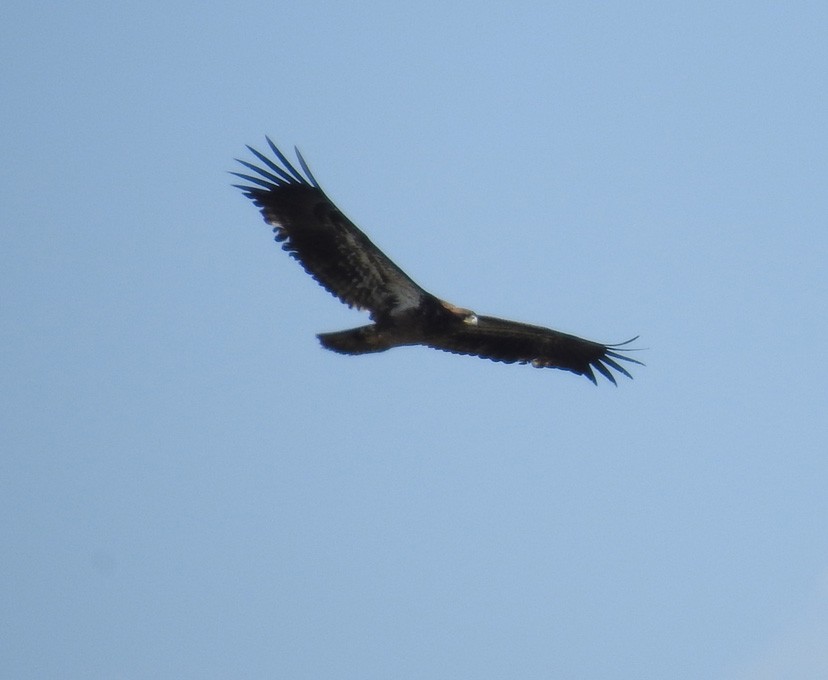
[233,139,641,384]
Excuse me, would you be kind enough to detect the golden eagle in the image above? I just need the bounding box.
[233,139,641,384]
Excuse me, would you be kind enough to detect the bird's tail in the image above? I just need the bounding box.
[317,325,396,355]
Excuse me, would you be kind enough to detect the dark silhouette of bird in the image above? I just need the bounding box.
[233,139,641,384]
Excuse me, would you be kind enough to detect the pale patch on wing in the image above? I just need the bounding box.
[330,223,424,315]
[265,216,289,240]
[388,282,424,314]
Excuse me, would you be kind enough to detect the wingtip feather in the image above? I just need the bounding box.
[294,146,320,188]
[266,137,305,183]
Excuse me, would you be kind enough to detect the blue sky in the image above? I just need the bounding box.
[2,2,827,678]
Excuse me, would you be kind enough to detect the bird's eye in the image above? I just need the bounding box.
[465,312,478,325]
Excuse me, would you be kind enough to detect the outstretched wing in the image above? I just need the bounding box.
[427,315,642,384]
[232,138,427,319]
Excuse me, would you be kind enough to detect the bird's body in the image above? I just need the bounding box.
[233,139,641,384]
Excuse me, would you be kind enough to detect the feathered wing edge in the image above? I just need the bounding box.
[426,316,643,385]
[231,138,428,319]
[580,337,643,385]
[232,137,320,190]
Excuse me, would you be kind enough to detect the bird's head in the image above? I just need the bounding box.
[441,301,478,325]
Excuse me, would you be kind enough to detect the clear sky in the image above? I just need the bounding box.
[3,2,827,678]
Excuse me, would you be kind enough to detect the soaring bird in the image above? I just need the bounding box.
[233,139,641,384]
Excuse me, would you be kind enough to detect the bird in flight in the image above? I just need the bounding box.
[233,139,641,384]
